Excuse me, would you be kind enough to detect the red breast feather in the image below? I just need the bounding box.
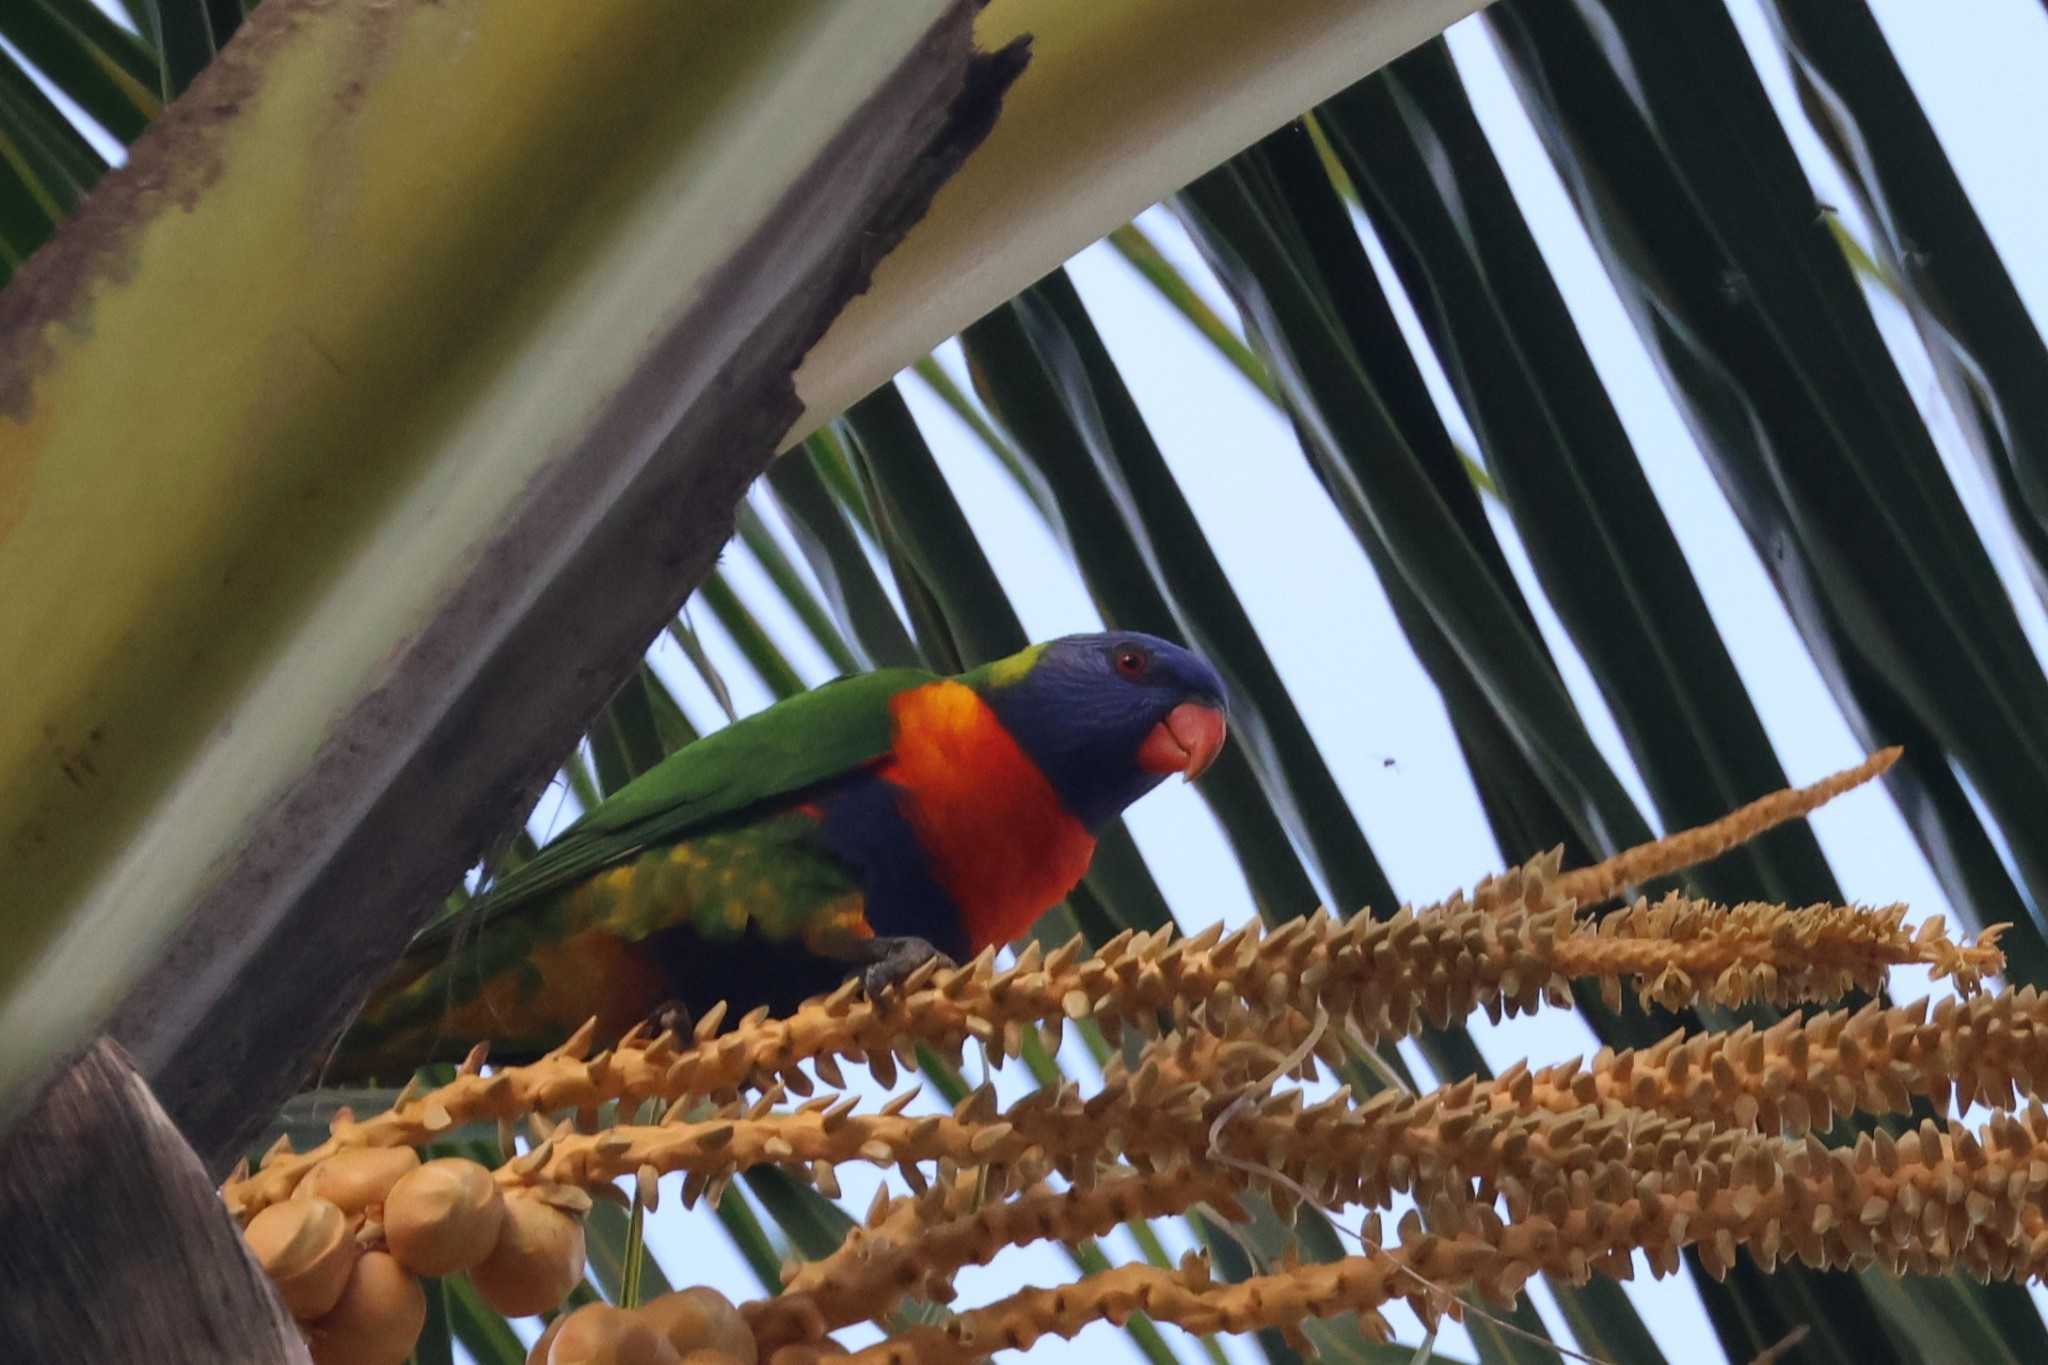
[878,681,1096,953]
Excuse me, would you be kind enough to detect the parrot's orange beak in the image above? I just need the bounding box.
[1137,701,1228,782]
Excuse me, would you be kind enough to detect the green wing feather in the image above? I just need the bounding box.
[412,667,937,948]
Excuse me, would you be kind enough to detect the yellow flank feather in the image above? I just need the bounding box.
[341,795,872,1075]
[801,895,875,954]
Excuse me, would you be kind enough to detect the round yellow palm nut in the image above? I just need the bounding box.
[525,1315,568,1365]
[547,1303,680,1364]
[296,1146,421,1216]
[468,1191,586,1317]
[383,1157,506,1277]
[636,1288,756,1364]
[307,1251,427,1365]
[677,1353,748,1365]
[765,1342,847,1365]
[243,1195,357,1320]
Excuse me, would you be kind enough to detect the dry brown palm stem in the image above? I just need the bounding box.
[1750,1327,1812,1365]
[841,1103,2048,1364]
[1553,747,1899,906]
[228,873,1992,1219]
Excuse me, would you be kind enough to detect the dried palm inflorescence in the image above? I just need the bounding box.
[225,749,2043,1363]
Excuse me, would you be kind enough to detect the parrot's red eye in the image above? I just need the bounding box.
[1113,647,1149,678]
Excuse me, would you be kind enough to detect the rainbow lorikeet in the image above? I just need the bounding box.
[336,632,1227,1077]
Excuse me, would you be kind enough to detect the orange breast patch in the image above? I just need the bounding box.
[879,681,1095,952]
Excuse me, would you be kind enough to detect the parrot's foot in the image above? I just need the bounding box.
[851,935,953,1002]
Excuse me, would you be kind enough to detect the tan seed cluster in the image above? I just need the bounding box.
[1567,897,2000,1013]
[832,1100,2048,1364]
[750,1161,1242,1350]
[491,1033,1798,1241]
[1553,747,1901,906]
[1485,986,2048,1136]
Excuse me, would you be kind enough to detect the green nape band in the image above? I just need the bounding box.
[983,642,1048,689]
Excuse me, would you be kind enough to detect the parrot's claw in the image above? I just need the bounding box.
[646,998,693,1041]
[856,936,953,1002]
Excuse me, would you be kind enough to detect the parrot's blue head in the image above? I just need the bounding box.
[975,631,1230,831]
